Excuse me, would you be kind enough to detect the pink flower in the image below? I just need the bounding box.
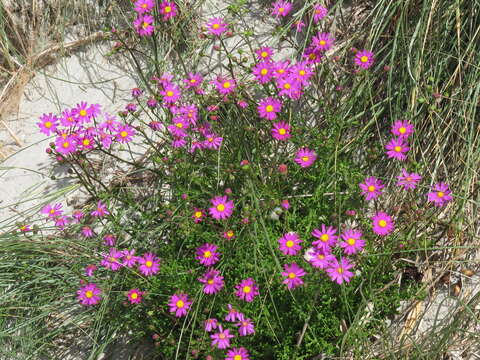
[206,18,228,36]
[309,248,336,269]
[255,47,273,61]
[134,0,154,14]
[81,226,94,238]
[77,283,101,306]
[226,347,250,360]
[290,61,314,85]
[278,232,303,255]
[203,134,223,150]
[115,124,136,143]
[303,46,324,64]
[192,208,206,223]
[427,183,453,207]
[258,97,282,120]
[55,135,77,154]
[225,304,243,322]
[276,76,302,99]
[133,14,154,36]
[311,224,338,251]
[391,119,414,138]
[385,137,410,161]
[168,117,189,137]
[354,49,374,69]
[195,243,220,267]
[281,263,306,289]
[272,1,293,18]
[235,278,259,302]
[235,314,255,336]
[204,318,218,332]
[127,289,144,304]
[212,77,236,95]
[122,249,139,267]
[103,234,116,246]
[161,84,181,103]
[85,264,97,277]
[73,101,94,123]
[100,248,123,271]
[292,19,305,32]
[396,169,422,190]
[138,253,160,276]
[210,325,234,349]
[54,215,69,230]
[90,201,110,217]
[252,61,274,84]
[184,73,203,89]
[223,229,235,240]
[281,199,290,209]
[159,1,177,20]
[208,195,234,220]
[37,113,59,136]
[295,148,317,168]
[60,109,77,127]
[313,5,328,23]
[198,269,224,294]
[168,293,191,317]
[272,60,291,78]
[372,212,395,236]
[271,121,291,141]
[312,32,334,51]
[41,203,63,218]
[359,176,385,201]
[339,229,365,255]
[326,257,354,284]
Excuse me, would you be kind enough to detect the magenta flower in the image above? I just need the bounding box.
[54,215,69,230]
[133,14,154,36]
[159,1,177,20]
[359,176,385,201]
[313,4,328,23]
[73,101,93,123]
[203,134,223,150]
[206,18,228,36]
[391,119,414,138]
[195,243,220,267]
[198,269,224,294]
[192,208,205,223]
[258,97,282,120]
[235,314,255,336]
[127,289,144,304]
[161,84,181,103]
[295,148,317,168]
[41,203,63,218]
[223,229,235,240]
[312,32,334,51]
[235,278,259,302]
[122,249,139,268]
[326,257,354,284]
[272,60,291,78]
[77,283,101,306]
[290,61,314,85]
[252,61,274,84]
[427,183,453,207]
[90,201,110,217]
[84,264,97,277]
[354,50,374,69]
[226,347,250,360]
[103,234,116,246]
[138,253,160,276]
[255,47,273,61]
[272,1,292,18]
[208,195,234,220]
[278,232,303,255]
[60,109,77,127]
[385,137,410,161]
[210,325,234,349]
[303,46,323,64]
[372,212,395,236]
[281,263,306,289]
[271,121,291,141]
[340,229,365,255]
[292,19,306,32]
[115,124,136,143]
[212,77,236,95]
[81,226,95,238]
[225,304,243,322]
[37,113,59,136]
[134,0,154,13]
[168,293,192,317]
[309,248,336,269]
[396,169,422,190]
[168,117,189,137]
[184,73,203,89]
[312,224,338,251]
[101,248,123,271]
[204,318,218,332]
[276,76,302,99]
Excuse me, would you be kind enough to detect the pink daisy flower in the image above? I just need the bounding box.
[340,229,365,255]
[204,318,218,332]
[81,226,95,238]
[206,18,228,36]
[272,60,291,78]
[258,97,282,120]
[73,101,93,123]
[309,248,336,269]
[41,203,63,218]
[212,77,236,95]
[59,109,77,127]
[90,201,110,217]
[115,124,136,143]
[235,278,259,302]
[290,61,314,85]
[372,212,395,236]
[184,73,203,89]
[133,14,155,36]
[396,168,422,190]
[161,84,181,103]
[255,47,273,61]
[252,61,274,84]
[85,264,97,277]
[385,137,410,161]
[211,325,235,349]
[55,135,77,155]
[354,50,374,69]
[208,195,234,220]
[203,134,223,150]
[198,269,224,294]
[103,234,116,246]
[168,117,189,137]
[192,208,205,223]
[271,121,291,141]
[276,76,301,99]
[313,4,328,23]
[311,224,338,251]
[278,232,303,255]
[303,46,324,64]
[127,288,144,304]
[292,19,306,32]
[427,182,453,207]
[159,1,177,20]
[100,248,123,271]
[295,148,317,168]
[195,243,220,267]
[54,215,69,230]
[77,283,101,306]
[226,347,250,360]
[223,229,235,240]
[168,293,191,317]
[272,1,293,18]
[312,32,334,51]
[326,257,354,284]
[138,253,160,276]
[391,119,414,138]
[359,176,385,201]
[225,304,243,322]
[235,314,255,336]
[122,249,139,268]
[134,0,154,14]
[37,113,59,136]
[281,263,306,289]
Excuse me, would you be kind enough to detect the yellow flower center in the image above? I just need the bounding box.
[309,53,316,60]
[227,231,234,237]
[216,204,225,211]
[399,127,406,134]
[166,91,174,97]
[212,23,220,29]
[319,40,326,45]
[208,137,214,142]
[85,290,93,298]
[49,209,55,214]
[194,211,202,218]
[234,356,242,360]
[131,292,138,299]
[394,146,402,152]
[223,81,231,89]
[207,279,214,284]
[141,3,147,8]
[284,83,291,89]
[302,156,309,162]
[299,70,306,76]
[278,68,285,74]
[67,117,73,122]
[265,105,274,112]
[44,121,52,128]
[176,122,183,128]
[62,141,70,148]
[261,51,268,58]
[142,22,150,29]
[260,68,268,75]
[378,220,387,227]
[219,333,226,339]
[288,272,296,279]
[164,5,171,12]
[243,286,251,293]
[318,254,325,260]
[437,191,444,198]
[278,128,286,135]
[286,240,294,248]
[347,238,356,245]
[337,267,344,274]
[120,131,128,138]
[190,78,196,83]
[145,260,153,267]
[204,250,212,258]
[83,139,90,146]
[176,300,185,308]
[79,109,87,117]
[360,56,368,63]
[320,234,329,242]
[368,185,376,192]
[278,7,285,13]
[406,177,412,181]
